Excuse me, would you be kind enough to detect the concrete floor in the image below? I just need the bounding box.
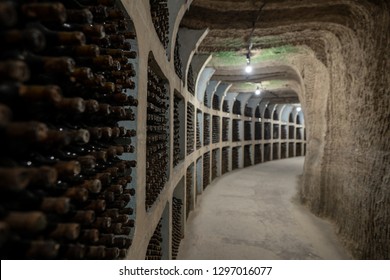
[177,157,352,260]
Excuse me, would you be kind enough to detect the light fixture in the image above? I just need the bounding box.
[255,86,261,95]
[245,64,252,73]
[296,106,302,112]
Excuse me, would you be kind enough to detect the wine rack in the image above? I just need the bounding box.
[254,144,262,164]
[171,197,182,260]
[232,147,240,170]
[273,143,279,160]
[222,117,229,142]
[244,145,252,167]
[203,113,210,146]
[174,35,183,80]
[289,143,294,157]
[150,0,169,49]
[244,105,252,117]
[146,63,169,210]
[273,124,279,139]
[255,122,262,140]
[187,64,195,95]
[281,125,287,140]
[203,152,210,189]
[232,119,240,142]
[196,109,202,149]
[232,100,241,115]
[212,95,220,110]
[212,149,219,181]
[212,116,220,144]
[222,100,229,113]
[173,93,184,167]
[221,147,229,174]
[186,102,194,155]
[264,122,271,140]
[0,0,137,260]
[186,164,194,220]
[264,144,271,161]
[281,143,287,159]
[244,121,252,141]
[145,219,162,260]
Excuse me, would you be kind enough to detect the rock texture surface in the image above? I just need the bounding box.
[181,0,390,259]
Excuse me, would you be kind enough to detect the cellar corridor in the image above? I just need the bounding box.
[178,157,350,260]
[0,0,389,260]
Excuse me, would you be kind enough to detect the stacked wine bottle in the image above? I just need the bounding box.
[244,105,252,117]
[232,147,240,170]
[203,152,210,189]
[149,0,169,49]
[211,149,218,181]
[264,144,271,161]
[222,100,229,113]
[232,119,240,142]
[186,102,194,155]
[174,36,182,80]
[273,124,279,139]
[212,116,220,144]
[255,122,262,140]
[281,125,287,140]
[145,219,162,260]
[254,144,262,164]
[185,164,193,220]
[173,95,181,167]
[244,145,251,167]
[289,143,294,157]
[222,117,229,142]
[232,100,241,115]
[264,122,271,140]
[171,197,182,260]
[212,95,219,110]
[221,147,229,174]
[203,113,210,146]
[146,65,169,209]
[273,143,279,159]
[244,121,252,141]
[289,125,294,139]
[296,127,302,140]
[196,109,202,149]
[296,143,302,156]
[187,64,195,95]
[0,0,138,260]
[281,143,287,159]
[255,106,261,118]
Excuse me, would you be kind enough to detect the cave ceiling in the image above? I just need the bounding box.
[180,0,360,104]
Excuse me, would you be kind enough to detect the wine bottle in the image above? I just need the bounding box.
[0,28,46,52]
[0,60,30,82]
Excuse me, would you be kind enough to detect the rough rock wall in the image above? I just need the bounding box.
[300,0,390,259]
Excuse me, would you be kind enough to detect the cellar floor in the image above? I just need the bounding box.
[177,157,351,260]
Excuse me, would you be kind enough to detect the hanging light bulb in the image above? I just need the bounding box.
[245,52,252,73]
[296,106,302,112]
[245,64,253,73]
[255,86,261,95]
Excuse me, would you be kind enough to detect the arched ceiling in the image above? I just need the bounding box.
[180,0,373,104]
